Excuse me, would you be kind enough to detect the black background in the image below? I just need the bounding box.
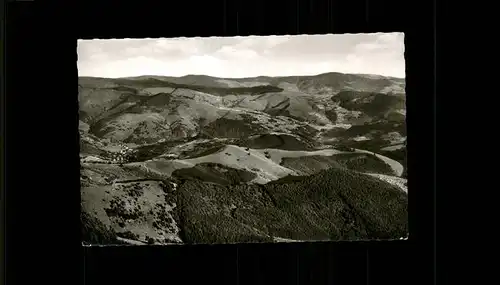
[4,0,438,284]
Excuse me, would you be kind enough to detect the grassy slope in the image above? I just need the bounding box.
[81,163,183,244]
[280,153,395,176]
[81,210,121,244]
[172,163,257,185]
[379,148,407,178]
[325,120,406,139]
[240,134,316,151]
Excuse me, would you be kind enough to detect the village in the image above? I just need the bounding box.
[81,144,138,165]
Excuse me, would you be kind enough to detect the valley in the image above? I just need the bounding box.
[80,71,408,245]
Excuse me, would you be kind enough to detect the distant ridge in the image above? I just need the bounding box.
[79,71,405,81]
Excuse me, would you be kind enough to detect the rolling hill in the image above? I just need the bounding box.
[80,71,407,245]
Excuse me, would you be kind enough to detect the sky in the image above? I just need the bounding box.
[77,33,405,79]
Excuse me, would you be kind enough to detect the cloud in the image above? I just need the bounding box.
[231,35,290,53]
[214,45,260,61]
[78,33,405,78]
[354,33,404,54]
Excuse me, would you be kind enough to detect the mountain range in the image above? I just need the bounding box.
[79,71,408,245]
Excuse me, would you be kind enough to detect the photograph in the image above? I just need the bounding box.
[79,33,408,246]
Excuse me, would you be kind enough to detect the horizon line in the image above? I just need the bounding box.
[78,71,406,80]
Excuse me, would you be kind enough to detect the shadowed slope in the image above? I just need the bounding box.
[177,167,407,244]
